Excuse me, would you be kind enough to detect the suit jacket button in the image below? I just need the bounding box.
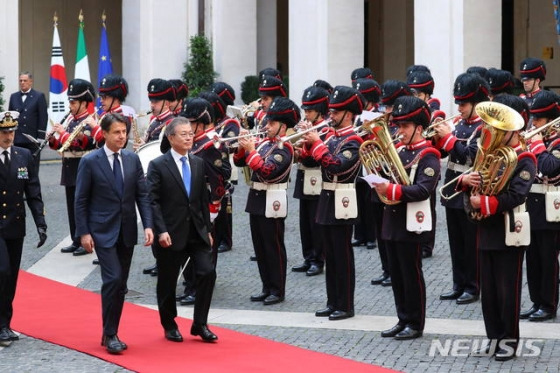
[2,203,5,207]
[2,191,5,195]
[2,215,6,219]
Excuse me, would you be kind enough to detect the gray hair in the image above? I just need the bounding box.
[19,71,33,79]
[166,116,190,137]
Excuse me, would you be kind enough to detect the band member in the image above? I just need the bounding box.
[380,80,412,114]
[302,86,364,320]
[313,79,334,94]
[485,68,514,100]
[250,76,287,129]
[373,96,440,340]
[169,79,189,115]
[350,67,374,82]
[258,67,282,81]
[433,73,490,305]
[75,113,154,354]
[234,97,297,305]
[0,111,47,346]
[519,57,546,107]
[466,66,488,78]
[460,101,536,361]
[522,90,560,322]
[291,86,331,277]
[351,78,380,250]
[92,74,132,147]
[407,70,439,258]
[49,79,98,257]
[406,64,431,77]
[147,116,218,343]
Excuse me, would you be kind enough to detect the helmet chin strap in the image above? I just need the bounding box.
[333,111,348,128]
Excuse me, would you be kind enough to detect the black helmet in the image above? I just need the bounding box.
[380,80,412,106]
[301,86,329,115]
[530,90,560,120]
[266,97,301,128]
[98,74,128,102]
[199,91,226,122]
[520,57,546,81]
[492,94,531,130]
[67,79,95,102]
[169,79,189,101]
[181,97,213,125]
[259,67,282,81]
[407,71,434,95]
[259,76,287,98]
[147,78,175,101]
[211,81,236,106]
[391,96,431,129]
[485,68,514,96]
[453,73,490,104]
[351,67,374,82]
[329,86,365,115]
[406,64,431,77]
[465,66,488,78]
[313,79,334,94]
[352,78,381,104]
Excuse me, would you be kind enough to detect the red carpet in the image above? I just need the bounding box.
[12,271,397,373]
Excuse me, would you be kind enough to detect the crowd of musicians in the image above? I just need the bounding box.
[1,56,558,360]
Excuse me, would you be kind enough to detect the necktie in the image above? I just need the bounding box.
[113,153,124,196]
[2,150,9,169]
[180,156,191,196]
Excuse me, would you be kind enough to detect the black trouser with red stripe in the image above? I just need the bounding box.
[480,248,524,344]
[319,224,355,313]
[371,202,389,276]
[298,198,324,267]
[385,241,426,331]
[250,214,287,298]
[353,180,377,244]
[526,230,559,313]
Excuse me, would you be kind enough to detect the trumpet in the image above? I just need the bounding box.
[281,120,331,144]
[215,129,267,148]
[522,116,560,140]
[422,114,461,138]
[136,110,153,118]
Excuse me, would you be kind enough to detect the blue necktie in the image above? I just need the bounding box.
[180,156,191,196]
[113,153,124,196]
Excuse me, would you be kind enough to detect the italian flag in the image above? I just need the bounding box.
[74,11,92,112]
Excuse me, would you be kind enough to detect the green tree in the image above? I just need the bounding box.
[182,35,217,97]
[240,75,260,104]
[0,76,5,111]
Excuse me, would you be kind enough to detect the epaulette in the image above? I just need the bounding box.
[518,151,537,164]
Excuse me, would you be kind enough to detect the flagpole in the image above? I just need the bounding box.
[48,12,68,124]
[97,10,114,114]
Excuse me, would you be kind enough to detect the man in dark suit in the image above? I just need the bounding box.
[74,113,154,354]
[8,72,48,171]
[0,111,47,346]
[147,116,218,343]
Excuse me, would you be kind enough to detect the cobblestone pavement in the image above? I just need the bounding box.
[1,154,559,372]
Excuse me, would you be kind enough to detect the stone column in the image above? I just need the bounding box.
[0,0,20,103]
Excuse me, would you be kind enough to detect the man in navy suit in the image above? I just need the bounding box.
[8,72,48,171]
[75,113,154,354]
[0,111,47,346]
[147,116,218,343]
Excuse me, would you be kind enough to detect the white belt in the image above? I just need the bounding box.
[513,203,526,213]
[251,182,288,191]
[447,161,470,173]
[530,184,560,194]
[322,182,355,191]
[61,150,90,158]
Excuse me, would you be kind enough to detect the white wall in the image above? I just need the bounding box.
[257,0,277,73]
[0,0,20,106]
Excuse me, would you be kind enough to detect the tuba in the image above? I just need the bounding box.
[464,101,524,220]
[359,113,410,205]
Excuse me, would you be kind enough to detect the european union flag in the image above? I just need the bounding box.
[97,18,113,114]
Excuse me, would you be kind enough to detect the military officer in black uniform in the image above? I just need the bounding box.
[460,101,536,361]
[433,73,490,305]
[522,90,560,322]
[373,96,441,340]
[0,111,47,346]
[234,97,297,306]
[291,86,331,277]
[302,86,364,320]
[519,58,546,108]
[49,79,98,256]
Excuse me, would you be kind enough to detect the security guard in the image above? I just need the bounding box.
[433,73,490,305]
[373,96,441,340]
[0,111,47,346]
[302,86,364,321]
[234,97,297,306]
[49,79,98,257]
[523,90,560,322]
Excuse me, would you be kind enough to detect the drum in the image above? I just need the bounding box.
[136,140,162,174]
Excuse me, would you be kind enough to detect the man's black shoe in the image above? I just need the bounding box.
[6,328,18,341]
[72,247,88,256]
[494,347,516,361]
[371,273,389,285]
[439,290,462,300]
[351,240,365,247]
[381,277,392,287]
[0,328,13,346]
[366,241,377,250]
[92,258,100,265]
[179,295,196,305]
[291,263,310,272]
[520,304,540,319]
[164,329,183,342]
[217,243,231,253]
[315,307,334,317]
[150,267,158,277]
[250,292,269,302]
[306,264,323,276]
[381,324,405,338]
[328,310,354,320]
[143,264,157,274]
[250,255,257,261]
[529,309,556,322]
[191,324,218,342]
[263,294,284,305]
[422,249,432,258]
[456,292,479,305]
[394,326,422,340]
[60,244,79,253]
[101,335,125,354]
